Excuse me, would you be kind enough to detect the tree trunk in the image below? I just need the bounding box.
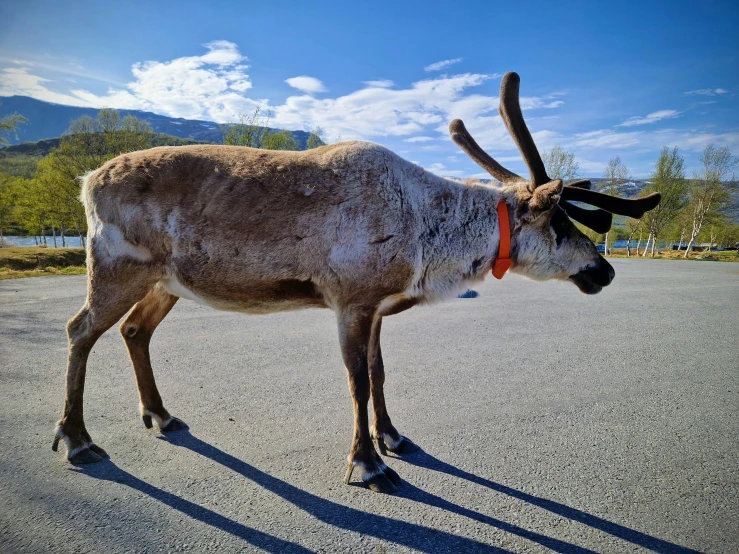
[604,231,609,256]
[642,233,652,257]
[61,226,66,248]
[650,236,657,257]
[684,226,699,258]
[52,224,57,248]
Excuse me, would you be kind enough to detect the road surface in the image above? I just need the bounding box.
[1,259,737,553]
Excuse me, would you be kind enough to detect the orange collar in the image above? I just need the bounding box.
[492,200,512,279]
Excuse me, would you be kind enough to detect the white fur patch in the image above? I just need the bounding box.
[158,276,214,308]
[55,425,92,458]
[141,407,172,428]
[352,460,387,481]
[382,433,404,450]
[89,216,153,262]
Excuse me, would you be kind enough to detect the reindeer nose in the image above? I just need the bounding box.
[595,257,615,286]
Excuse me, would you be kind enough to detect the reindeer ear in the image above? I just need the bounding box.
[529,179,563,213]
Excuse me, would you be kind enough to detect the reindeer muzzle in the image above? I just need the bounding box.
[569,258,615,295]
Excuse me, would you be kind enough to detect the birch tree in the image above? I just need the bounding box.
[541,145,579,181]
[641,147,689,257]
[0,103,27,146]
[600,156,630,254]
[684,145,736,257]
[0,173,19,245]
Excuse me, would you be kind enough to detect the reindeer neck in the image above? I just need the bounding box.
[404,179,508,302]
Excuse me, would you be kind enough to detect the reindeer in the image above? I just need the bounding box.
[52,72,660,493]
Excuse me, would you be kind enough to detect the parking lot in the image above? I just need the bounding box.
[1,259,737,553]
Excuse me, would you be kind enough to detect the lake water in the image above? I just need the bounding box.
[1,236,85,248]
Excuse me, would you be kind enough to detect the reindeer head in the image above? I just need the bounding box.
[450,72,661,294]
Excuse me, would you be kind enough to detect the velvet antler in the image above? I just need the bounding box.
[560,201,613,234]
[498,72,549,187]
[561,187,662,219]
[448,71,661,233]
[449,119,523,185]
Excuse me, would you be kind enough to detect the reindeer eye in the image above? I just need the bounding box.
[550,208,571,247]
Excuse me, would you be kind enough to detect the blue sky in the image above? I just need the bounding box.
[1,0,737,178]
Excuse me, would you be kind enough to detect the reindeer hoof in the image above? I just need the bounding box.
[364,473,398,494]
[69,447,105,465]
[388,437,420,455]
[161,417,188,433]
[142,414,153,429]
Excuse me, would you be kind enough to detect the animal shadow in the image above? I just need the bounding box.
[391,447,701,554]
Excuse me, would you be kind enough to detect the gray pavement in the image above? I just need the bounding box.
[0,259,737,553]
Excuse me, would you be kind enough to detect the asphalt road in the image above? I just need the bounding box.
[1,259,737,553]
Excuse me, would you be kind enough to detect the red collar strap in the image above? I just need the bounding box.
[492,200,512,279]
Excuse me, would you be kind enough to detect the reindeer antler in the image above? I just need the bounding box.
[560,201,613,234]
[449,71,661,233]
[561,187,662,219]
[449,119,523,184]
[498,72,550,188]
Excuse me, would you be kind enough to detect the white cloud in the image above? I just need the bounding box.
[270,72,498,140]
[285,75,327,94]
[684,88,728,96]
[568,127,739,154]
[0,43,569,148]
[423,161,464,176]
[363,80,394,88]
[1,41,261,121]
[405,136,436,143]
[617,109,679,127]
[424,58,463,72]
[0,67,90,106]
[570,129,643,149]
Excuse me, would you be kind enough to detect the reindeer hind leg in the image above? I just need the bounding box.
[120,283,187,433]
[54,263,159,464]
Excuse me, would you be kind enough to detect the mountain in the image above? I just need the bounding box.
[0,96,316,149]
[0,134,214,178]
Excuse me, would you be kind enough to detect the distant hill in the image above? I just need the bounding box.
[0,133,213,178]
[0,95,317,149]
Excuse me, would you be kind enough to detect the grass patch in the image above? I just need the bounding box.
[0,246,87,279]
[0,266,87,280]
[606,249,739,262]
[0,246,87,270]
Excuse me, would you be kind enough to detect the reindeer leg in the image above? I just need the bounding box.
[338,308,400,493]
[53,264,158,464]
[368,316,419,456]
[120,283,186,433]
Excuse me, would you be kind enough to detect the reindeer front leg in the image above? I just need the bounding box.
[368,316,419,456]
[338,308,401,493]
